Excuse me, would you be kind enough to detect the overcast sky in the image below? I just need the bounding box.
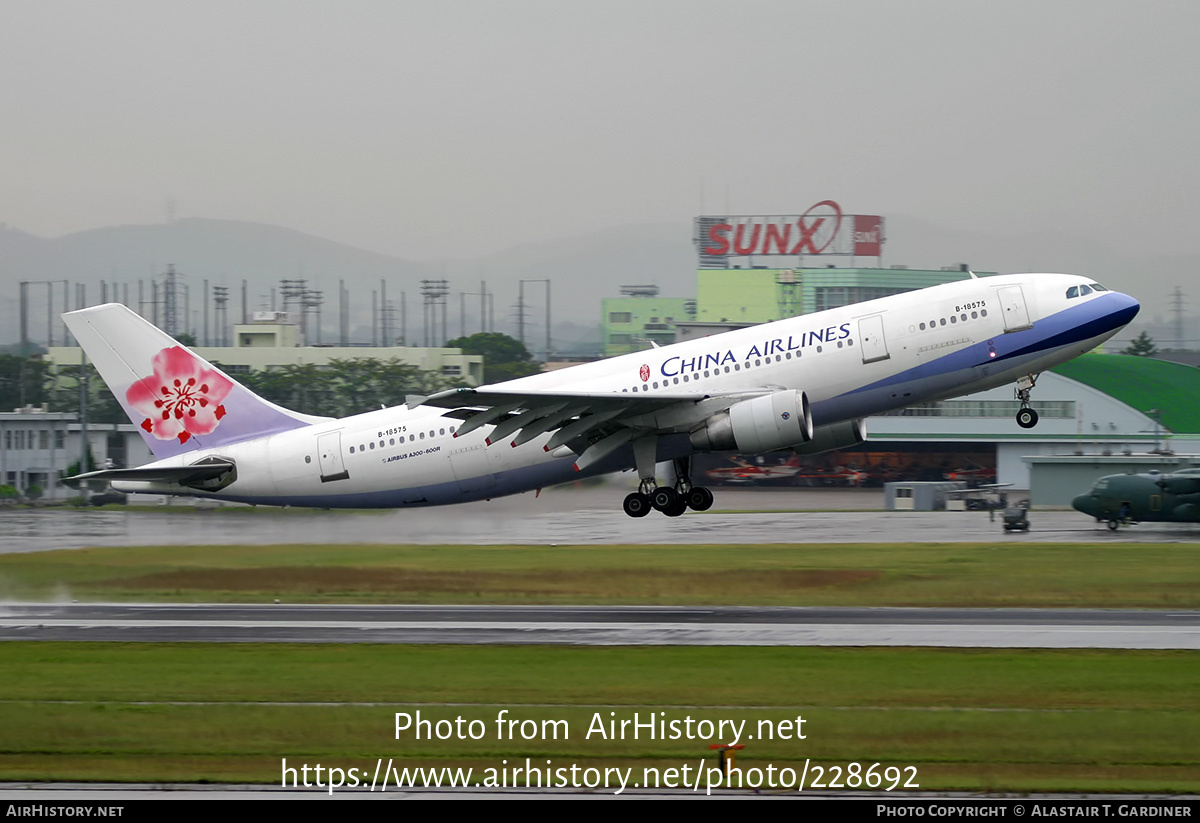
[2,0,1197,260]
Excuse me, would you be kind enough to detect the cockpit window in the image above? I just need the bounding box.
[1089,283,1108,292]
[1066,286,1079,298]
[1079,284,1093,296]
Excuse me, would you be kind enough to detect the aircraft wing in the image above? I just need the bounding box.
[415,385,775,471]
[944,483,1014,495]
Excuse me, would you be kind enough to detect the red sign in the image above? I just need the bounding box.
[696,202,884,262]
[639,364,650,382]
[853,215,883,257]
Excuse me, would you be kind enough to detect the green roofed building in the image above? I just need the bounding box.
[1049,354,1200,436]
[602,286,696,356]
[695,266,989,324]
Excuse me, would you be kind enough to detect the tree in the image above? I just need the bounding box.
[237,358,451,418]
[444,332,542,382]
[0,355,49,410]
[240,363,338,417]
[1122,331,1158,357]
[44,362,124,424]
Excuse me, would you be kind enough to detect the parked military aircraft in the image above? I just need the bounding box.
[1072,468,1200,530]
[64,272,1138,517]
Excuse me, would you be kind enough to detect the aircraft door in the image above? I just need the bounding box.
[997,286,1032,332]
[316,431,350,483]
[857,315,890,364]
[449,442,497,495]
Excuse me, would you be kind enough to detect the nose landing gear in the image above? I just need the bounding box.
[1015,373,1040,429]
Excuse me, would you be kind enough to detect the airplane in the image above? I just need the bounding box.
[1072,469,1200,530]
[63,272,1139,518]
[705,454,806,485]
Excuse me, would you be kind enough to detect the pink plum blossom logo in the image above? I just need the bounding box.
[126,347,233,444]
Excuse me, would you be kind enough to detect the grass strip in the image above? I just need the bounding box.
[0,643,1197,791]
[1,542,1199,607]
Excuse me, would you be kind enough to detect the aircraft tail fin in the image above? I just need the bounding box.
[62,303,329,459]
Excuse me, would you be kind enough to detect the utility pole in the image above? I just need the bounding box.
[78,349,89,499]
[419,279,450,347]
[519,278,552,360]
[213,286,229,347]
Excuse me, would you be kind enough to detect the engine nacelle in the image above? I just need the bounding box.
[689,390,813,453]
[1157,475,1200,495]
[793,418,867,456]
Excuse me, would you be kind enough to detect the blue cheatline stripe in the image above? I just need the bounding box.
[843,292,1138,400]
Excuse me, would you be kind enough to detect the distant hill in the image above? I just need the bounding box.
[1,215,1192,351]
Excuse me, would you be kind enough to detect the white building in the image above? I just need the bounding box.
[865,354,1200,498]
[0,408,151,500]
[48,316,485,386]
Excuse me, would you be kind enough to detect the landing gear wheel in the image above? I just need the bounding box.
[651,486,681,512]
[1016,407,1039,429]
[663,497,688,517]
[623,492,652,518]
[686,486,714,511]
[1107,519,1120,531]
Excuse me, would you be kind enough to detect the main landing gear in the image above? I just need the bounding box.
[1014,373,1040,429]
[622,452,714,518]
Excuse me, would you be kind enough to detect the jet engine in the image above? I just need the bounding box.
[689,390,813,453]
[793,418,867,456]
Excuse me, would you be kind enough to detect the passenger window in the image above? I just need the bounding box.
[1066,286,1079,298]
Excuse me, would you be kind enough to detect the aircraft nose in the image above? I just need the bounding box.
[1105,291,1140,330]
[1072,494,1098,516]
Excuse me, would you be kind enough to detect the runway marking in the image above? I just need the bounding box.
[2,619,1197,648]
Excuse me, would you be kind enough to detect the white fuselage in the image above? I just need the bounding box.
[114,273,1139,507]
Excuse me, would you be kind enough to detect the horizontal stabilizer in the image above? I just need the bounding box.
[65,461,235,487]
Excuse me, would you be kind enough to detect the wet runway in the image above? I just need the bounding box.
[4,488,1200,553]
[2,603,1196,648]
